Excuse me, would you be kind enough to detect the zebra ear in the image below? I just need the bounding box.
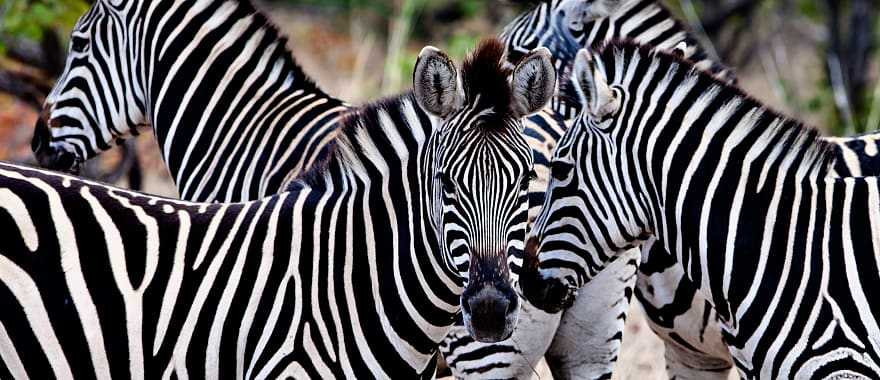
[572,49,619,119]
[510,47,556,118]
[413,46,463,118]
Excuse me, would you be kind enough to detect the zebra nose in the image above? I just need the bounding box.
[461,282,519,343]
[32,118,81,174]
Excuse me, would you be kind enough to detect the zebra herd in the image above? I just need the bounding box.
[4,0,880,378]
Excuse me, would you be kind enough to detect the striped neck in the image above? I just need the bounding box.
[300,91,460,286]
[292,93,464,373]
[598,44,833,312]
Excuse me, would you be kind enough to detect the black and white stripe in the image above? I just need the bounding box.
[3,40,556,378]
[524,42,880,378]
[30,1,569,377]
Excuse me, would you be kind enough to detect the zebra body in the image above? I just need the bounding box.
[5,40,557,378]
[497,2,880,379]
[524,42,880,378]
[634,132,880,379]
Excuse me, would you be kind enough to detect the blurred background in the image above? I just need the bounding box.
[0,0,878,378]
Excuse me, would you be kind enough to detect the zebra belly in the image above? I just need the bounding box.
[635,263,734,378]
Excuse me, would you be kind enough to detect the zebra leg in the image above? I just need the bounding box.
[635,251,735,380]
[544,249,640,380]
[439,300,561,379]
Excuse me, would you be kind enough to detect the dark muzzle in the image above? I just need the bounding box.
[461,279,519,342]
[32,116,80,174]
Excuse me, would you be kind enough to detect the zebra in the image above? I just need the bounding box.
[31,0,349,202]
[496,1,880,379]
[442,0,740,377]
[502,0,735,120]
[38,0,880,377]
[522,42,880,379]
[0,39,557,378]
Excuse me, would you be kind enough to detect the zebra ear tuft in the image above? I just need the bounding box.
[572,49,619,119]
[413,46,463,117]
[510,47,556,118]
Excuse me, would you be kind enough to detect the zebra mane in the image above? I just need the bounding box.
[461,38,515,118]
[288,93,420,189]
[236,0,324,93]
[291,39,521,189]
[551,0,737,115]
[591,40,834,170]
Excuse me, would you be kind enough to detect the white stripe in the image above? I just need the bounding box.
[0,320,29,380]
[0,189,39,252]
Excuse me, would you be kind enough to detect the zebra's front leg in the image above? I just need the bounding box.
[544,249,640,380]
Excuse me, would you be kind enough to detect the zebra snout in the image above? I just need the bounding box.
[32,116,81,174]
[519,269,577,314]
[461,281,519,343]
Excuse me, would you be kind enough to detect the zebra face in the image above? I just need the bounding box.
[34,1,146,173]
[500,0,622,64]
[522,48,649,313]
[413,41,555,342]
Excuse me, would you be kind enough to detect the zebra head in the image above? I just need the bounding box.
[501,0,623,65]
[33,1,147,173]
[413,40,556,342]
[522,47,650,313]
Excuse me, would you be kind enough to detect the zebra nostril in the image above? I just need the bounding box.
[55,152,79,174]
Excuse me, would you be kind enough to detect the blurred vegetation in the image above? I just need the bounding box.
[0,0,89,53]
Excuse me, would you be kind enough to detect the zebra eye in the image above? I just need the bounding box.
[551,161,574,180]
[71,36,89,53]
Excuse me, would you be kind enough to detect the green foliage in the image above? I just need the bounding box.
[0,0,90,52]
[796,0,823,22]
[445,31,479,60]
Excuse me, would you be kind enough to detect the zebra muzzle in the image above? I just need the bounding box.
[32,117,82,174]
[461,281,519,343]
